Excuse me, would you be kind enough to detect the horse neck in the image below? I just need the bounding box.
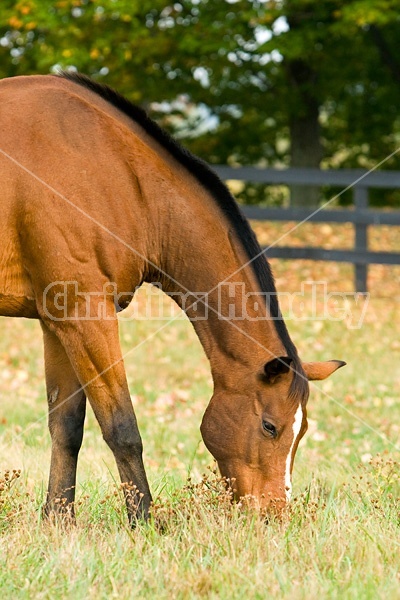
[148,182,287,389]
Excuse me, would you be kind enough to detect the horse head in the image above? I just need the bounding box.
[200,358,345,514]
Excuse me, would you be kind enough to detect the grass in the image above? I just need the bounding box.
[0,222,399,599]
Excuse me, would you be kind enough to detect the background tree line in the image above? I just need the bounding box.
[1,0,400,207]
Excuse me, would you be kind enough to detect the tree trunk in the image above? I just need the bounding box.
[286,56,323,208]
[289,102,323,207]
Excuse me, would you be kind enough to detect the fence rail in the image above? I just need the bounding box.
[213,166,400,292]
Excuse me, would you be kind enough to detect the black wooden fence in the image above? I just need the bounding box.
[214,166,400,292]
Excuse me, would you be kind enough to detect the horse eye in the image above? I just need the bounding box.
[262,420,277,438]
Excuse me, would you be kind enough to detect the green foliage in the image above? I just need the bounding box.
[1,1,400,205]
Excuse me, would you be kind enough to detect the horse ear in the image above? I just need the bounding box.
[302,360,346,381]
[264,357,293,384]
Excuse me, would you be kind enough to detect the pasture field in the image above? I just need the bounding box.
[0,222,399,599]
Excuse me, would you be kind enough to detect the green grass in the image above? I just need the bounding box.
[0,282,399,599]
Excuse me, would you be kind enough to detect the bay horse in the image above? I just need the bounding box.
[0,72,344,523]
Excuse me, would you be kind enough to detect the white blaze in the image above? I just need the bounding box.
[284,404,303,501]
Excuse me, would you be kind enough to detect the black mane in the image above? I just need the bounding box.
[58,71,307,401]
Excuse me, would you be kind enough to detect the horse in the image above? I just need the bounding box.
[0,72,345,523]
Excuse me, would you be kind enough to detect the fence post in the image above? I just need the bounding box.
[354,186,368,292]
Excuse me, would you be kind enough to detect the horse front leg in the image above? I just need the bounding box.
[42,308,152,525]
[41,322,86,520]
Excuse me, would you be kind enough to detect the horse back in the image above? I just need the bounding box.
[0,75,153,318]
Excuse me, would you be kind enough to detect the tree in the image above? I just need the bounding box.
[1,0,400,207]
